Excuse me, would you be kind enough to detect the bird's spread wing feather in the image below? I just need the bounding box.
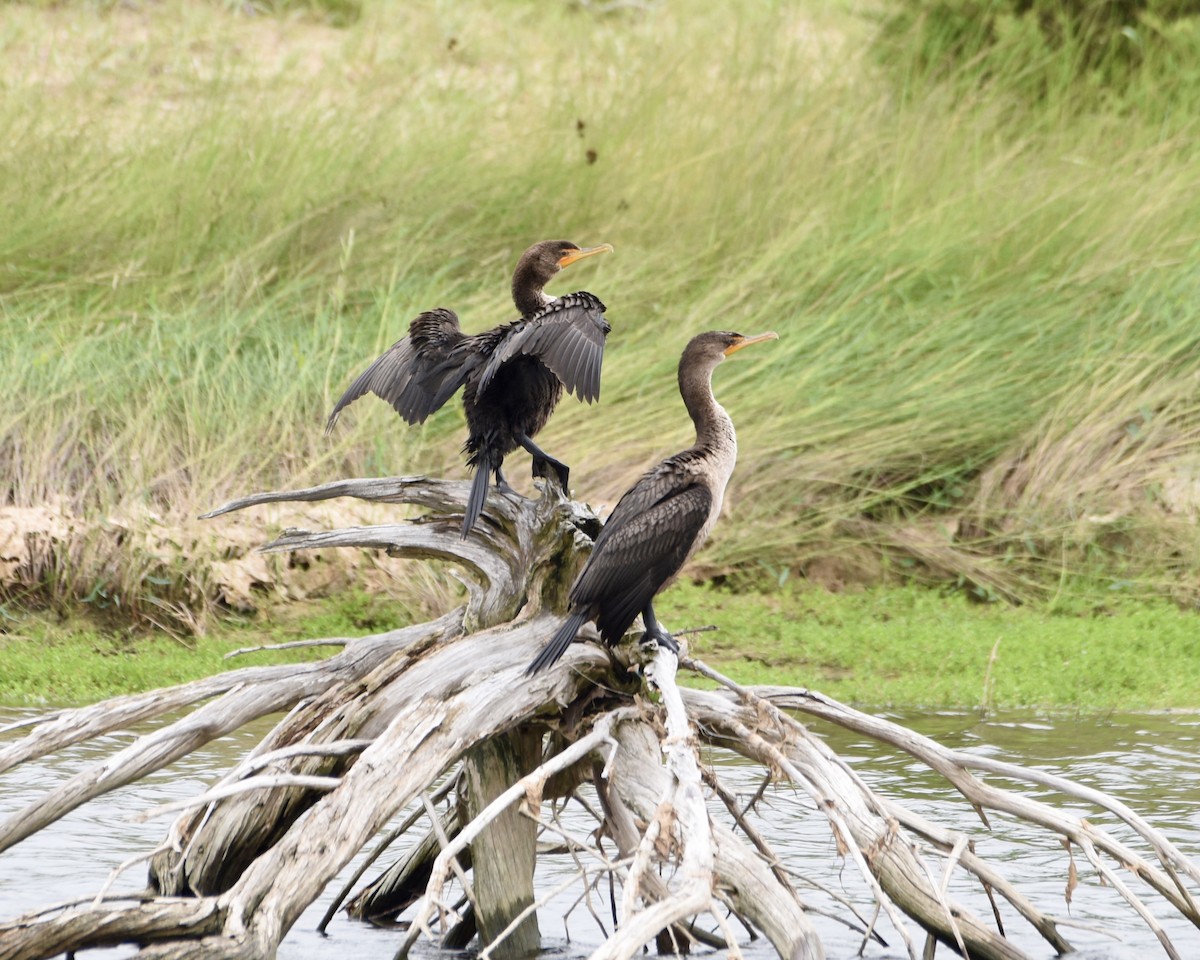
[475,292,610,402]
[326,309,472,431]
[571,474,711,645]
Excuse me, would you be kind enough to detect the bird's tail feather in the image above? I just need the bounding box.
[526,612,588,675]
[462,451,491,538]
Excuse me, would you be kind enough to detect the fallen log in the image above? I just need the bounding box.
[0,475,1197,960]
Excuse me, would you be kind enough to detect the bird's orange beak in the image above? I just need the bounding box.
[724,331,779,356]
[559,243,614,268]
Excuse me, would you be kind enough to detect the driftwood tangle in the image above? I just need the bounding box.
[0,476,1198,960]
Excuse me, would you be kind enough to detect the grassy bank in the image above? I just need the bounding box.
[3,586,1197,711]
[0,591,410,704]
[664,583,1200,711]
[2,0,1200,621]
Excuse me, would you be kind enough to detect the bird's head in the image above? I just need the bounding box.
[512,240,614,318]
[684,330,779,370]
[518,240,613,286]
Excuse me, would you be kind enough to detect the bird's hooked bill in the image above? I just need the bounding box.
[559,243,614,267]
[724,331,779,355]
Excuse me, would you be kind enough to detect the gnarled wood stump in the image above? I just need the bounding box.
[1,477,1198,960]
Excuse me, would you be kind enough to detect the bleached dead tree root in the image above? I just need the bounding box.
[1,475,1197,960]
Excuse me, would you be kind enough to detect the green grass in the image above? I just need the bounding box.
[2,0,1200,618]
[662,582,1200,711]
[0,591,410,704]
[3,585,1197,710]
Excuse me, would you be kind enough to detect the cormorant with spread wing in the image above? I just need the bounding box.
[327,240,613,536]
[526,329,778,674]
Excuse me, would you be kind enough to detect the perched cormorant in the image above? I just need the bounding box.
[526,329,778,675]
[327,240,614,536]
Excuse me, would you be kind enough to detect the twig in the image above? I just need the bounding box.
[1076,834,1181,960]
[535,812,630,874]
[422,792,475,933]
[228,739,374,779]
[713,709,920,959]
[702,765,798,900]
[591,648,717,960]
[916,833,969,960]
[620,809,664,921]
[317,773,458,933]
[685,660,1200,945]
[224,638,351,659]
[92,842,174,907]
[132,774,342,822]
[709,898,746,960]
[539,798,660,944]
[564,870,612,940]
[674,624,719,637]
[0,710,67,735]
[11,892,176,920]
[860,903,882,958]
[570,789,605,824]
[766,681,1200,925]
[479,867,587,960]
[741,771,773,818]
[397,706,637,959]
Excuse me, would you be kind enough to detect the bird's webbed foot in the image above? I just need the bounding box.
[493,467,519,498]
[532,456,570,494]
[638,628,679,655]
[515,431,570,493]
[639,602,678,656]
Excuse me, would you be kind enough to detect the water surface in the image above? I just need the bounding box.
[1,706,1197,959]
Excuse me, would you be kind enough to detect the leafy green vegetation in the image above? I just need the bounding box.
[2,0,1200,627]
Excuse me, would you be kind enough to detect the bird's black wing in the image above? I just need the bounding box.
[570,472,712,645]
[474,292,610,403]
[326,309,473,432]
[591,460,689,551]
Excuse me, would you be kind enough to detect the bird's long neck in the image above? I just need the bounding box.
[511,262,553,319]
[679,361,736,461]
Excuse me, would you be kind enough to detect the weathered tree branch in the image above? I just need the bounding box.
[588,651,721,960]
[2,475,1196,960]
[683,659,1200,958]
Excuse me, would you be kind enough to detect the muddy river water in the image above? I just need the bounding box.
[1,706,1198,959]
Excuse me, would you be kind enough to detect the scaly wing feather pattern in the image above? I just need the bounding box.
[571,470,712,645]
[326,309,472,432]
[590,457,694,550]
[475,292,609,403]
